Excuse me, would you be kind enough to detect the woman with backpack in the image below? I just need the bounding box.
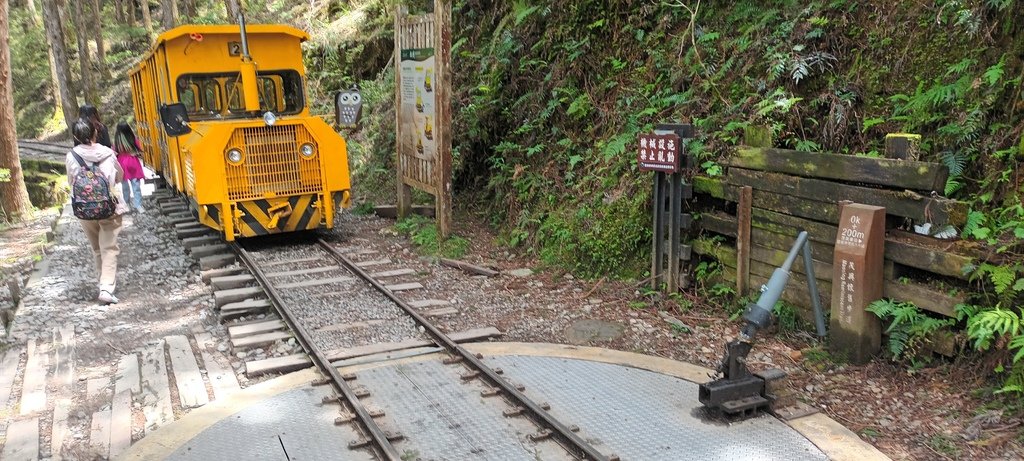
[113,122,146,213]
[66,119,129,304]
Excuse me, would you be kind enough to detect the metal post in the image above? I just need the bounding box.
[802,237,827,337]
[668,172,682,292]
[651,172,665,290]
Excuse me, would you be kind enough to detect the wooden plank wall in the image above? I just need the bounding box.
[691,147,975,319]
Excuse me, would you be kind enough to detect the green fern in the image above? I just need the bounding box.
[961,210,988,239]
[966,306,1021,351]
[868,300,954,362]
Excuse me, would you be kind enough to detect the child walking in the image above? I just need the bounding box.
[113,122,146,213]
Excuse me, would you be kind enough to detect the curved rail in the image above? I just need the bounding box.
[317,239,611,461]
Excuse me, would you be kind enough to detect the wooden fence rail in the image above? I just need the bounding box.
[691,147,974,321]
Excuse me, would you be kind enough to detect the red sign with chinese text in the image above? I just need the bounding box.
[637,133,682,173]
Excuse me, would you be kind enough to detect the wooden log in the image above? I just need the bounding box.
[694,175,841,224]
[232,331,293,350]
[737,186,752,295]
[276,276,353,289]
[882,280,965,317]
[355,259,392,268]
[139,340,173,431]
[408,299,450,309]
[324,327,503,362]
[439,258,499,277]
[199,253,236,270]
[726,147,947,192]
[110,355,137,458]
[885,234,974,281]
[228,319,287,339]
[697,237,962,318]
[752,208,838,244]
[194,333,241,400]
[0,347,22,416]
[165,335,209,408]
[699,211,836,263]
[210,274,256,291]
[219,299,272,320]
[3,417,40,461]
[265,266,341,278]
[385,282,423,291]
[214,286,265,307]
[201,266,247,284]
[20,339,48,415]
[370,268,417,278]
[726,168,967,226]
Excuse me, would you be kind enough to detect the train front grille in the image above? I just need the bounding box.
[226,124,322,201]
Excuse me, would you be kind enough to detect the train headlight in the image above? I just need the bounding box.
[262,111,277,126]
[299,143,316,159]
[226,148,244,164]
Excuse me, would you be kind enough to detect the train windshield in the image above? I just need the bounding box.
[177,70,305,119]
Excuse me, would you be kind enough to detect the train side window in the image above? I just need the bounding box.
[179,85,198,113]
[201,81,222,113]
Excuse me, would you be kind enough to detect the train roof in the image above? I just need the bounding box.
[130,24,310,75]
[153,24,310,45]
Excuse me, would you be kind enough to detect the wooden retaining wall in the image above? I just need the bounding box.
[691,147,979,320]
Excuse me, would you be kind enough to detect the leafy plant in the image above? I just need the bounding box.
[394,215,470,259]
[867,299,954,363]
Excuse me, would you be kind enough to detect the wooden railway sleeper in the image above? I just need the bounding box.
[480,387,500,397]
[528,429,553,441]
[336,409,386,425]
[502,406,525,417]
[459,370,480,381]
[348,431,404,449]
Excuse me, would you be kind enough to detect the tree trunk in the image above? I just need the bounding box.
[0,0,32,222]
[71,0,96,104]
[112,0,122,23]
[40,0,75,129]
[141,0,152,37]
[24,0,39,26]
[89,0,109,79]
[160,0,176,29]
[127,0,136,26]
[224,0,240,22]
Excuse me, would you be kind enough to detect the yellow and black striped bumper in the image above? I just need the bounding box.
[234,194,324,237]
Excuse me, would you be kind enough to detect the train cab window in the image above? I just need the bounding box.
[227,70,304,115]
[176,75,225,119]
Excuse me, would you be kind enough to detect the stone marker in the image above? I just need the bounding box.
[830,203,884,364]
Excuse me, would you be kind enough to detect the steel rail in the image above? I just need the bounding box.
[229,242,404,461]
[317,239,610,461]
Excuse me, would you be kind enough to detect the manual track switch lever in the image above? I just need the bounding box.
[698,231,823,419]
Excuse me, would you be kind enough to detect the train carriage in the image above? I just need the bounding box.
[129,23,353,241]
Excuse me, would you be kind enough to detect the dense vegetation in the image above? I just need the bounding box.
[8,0,1024,403]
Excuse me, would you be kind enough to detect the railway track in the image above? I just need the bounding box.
[217,237,615,460]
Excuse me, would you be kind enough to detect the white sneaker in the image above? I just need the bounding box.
[98,290,119,304]
[136,206,145,213]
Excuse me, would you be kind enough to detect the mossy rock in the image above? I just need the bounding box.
[25,172,68,209]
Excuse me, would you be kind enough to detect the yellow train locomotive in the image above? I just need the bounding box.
[129,21,355,241]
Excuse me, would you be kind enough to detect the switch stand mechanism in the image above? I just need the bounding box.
[698,231,826,419]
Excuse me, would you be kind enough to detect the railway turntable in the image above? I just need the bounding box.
[121,343,883,460]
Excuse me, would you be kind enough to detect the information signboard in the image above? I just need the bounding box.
[637,133,682,173]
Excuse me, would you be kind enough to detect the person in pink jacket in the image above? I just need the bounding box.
[66,119,130,304]
[113,122,146,213]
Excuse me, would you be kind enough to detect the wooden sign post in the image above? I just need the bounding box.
[830,203,884,363]
[394,1,452,238]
